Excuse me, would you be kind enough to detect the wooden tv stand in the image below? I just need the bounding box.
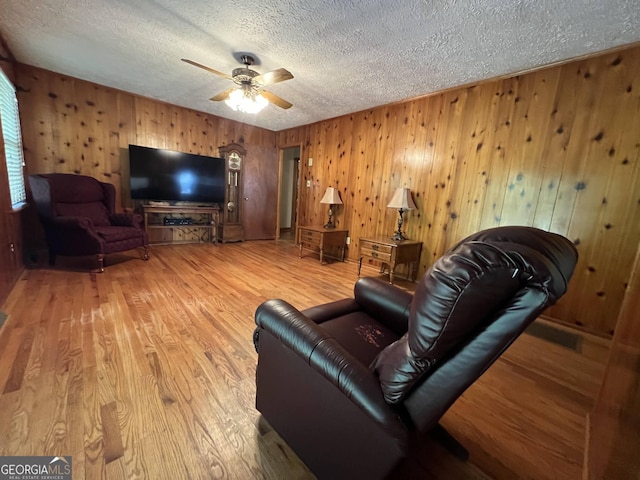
[143,205,220,245]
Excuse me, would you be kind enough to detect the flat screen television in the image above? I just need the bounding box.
[129,145,226,204]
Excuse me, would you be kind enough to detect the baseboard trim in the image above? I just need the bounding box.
[525,321,583,351]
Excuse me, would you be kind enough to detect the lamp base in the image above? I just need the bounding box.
[324,207,336,229]
[390,208,408,241]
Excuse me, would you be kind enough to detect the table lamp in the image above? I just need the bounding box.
[320,187,343,229]
[387,187,417,240]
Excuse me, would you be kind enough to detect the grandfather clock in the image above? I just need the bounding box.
[218,143,246,243]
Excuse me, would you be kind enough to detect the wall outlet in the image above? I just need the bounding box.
[308,158,313,166]
[306,180,311,187]
[346,236,351,245]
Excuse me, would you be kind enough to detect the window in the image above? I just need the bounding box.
[0,68,26,209]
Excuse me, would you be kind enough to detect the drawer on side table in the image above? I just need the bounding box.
[297,226,348,264]
[358,236,422,284]
[299,229,321,246]
[359,239,392,263]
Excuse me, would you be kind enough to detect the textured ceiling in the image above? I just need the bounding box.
[2,0,640,132]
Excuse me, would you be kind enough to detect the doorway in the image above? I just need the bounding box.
[278,146,301,242]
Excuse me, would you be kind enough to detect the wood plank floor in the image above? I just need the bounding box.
[0,240,606,479]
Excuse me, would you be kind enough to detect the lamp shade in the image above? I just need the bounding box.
[320,187,343,205]
[387,187,417,210]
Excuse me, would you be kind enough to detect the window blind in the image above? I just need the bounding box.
[0,69,26,208]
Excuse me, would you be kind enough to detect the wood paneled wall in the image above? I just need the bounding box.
[278,46,640,337]
[15,64,277,213]
[586,241,640,478]
[0,41,23,306]
[11,46,640,336]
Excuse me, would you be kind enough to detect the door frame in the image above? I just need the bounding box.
[276,144,302,240]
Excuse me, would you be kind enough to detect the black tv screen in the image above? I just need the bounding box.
[129,145,226,204]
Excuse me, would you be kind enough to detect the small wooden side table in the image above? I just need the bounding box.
[298,226,348,264]
[358,236,422,284]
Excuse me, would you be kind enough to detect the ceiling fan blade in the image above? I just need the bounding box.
[181,58,232,80]
[261,90,293,109]
[210,88,235,102]
[253,68,294,86]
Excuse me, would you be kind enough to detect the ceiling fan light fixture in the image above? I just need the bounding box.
[182,55,293,110]
[225,88,268,114]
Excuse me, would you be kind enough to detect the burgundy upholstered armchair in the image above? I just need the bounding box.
[28,173,149,272]
[253,226,578,479]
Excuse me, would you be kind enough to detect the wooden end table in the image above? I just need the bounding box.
[358,236,422,284]
[297,226,348,264]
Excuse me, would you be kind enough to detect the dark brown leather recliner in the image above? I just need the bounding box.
[253,226,578,479]
[28,173,149,272]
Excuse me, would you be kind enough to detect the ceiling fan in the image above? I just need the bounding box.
[181,54,294,110]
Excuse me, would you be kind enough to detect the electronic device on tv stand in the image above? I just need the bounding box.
[129,144,226,205]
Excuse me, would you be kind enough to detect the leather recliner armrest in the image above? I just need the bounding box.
[255,299,408,442]
[354,277,413,335]
[302,298,362,324]
[256,299,333,358]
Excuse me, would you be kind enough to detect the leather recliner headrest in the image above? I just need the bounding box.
[372,227,577,404]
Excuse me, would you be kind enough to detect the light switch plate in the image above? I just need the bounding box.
[308,158,313,166]
[306,180,311,187]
